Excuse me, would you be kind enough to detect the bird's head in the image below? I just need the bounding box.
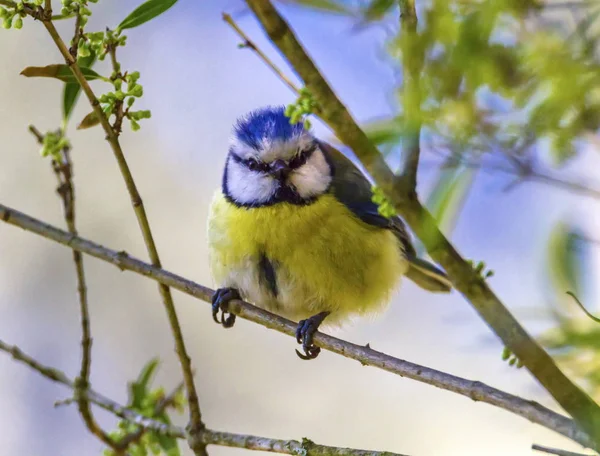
[222,106,333,207]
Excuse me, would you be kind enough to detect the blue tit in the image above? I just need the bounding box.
[207,106,451,359]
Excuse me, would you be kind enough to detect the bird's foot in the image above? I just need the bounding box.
[295,311,330,360]
[211,287,240,328]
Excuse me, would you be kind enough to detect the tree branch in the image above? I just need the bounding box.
[532,444,595,456]
[222,12,300,95]
[34,12,206,452]
[397,0,422,191]
[0,338,409,456]
[29,126,118,450]
[0,203,592,449]
[241,0,600,447]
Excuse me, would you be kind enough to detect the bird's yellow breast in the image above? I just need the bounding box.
[207,192,407,323]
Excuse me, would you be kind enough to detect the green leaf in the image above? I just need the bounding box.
[129,358,160,409]
[21,64,105,84]
[362,0,395,22]
[155,433,180,456]
[63,53,97,122]
[361,117,404,146]
[548,222,588,305]
[282,0,352,14]
[77,111,101,130]
[117,0,178,31]
[417,164,476,255]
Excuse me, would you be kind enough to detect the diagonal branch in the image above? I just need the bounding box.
[27,8,206,452]
[222,12,300,94]
[0,203,592,449]
[241,0,600,447]
[28,126,118,450]
[0,338,410,456]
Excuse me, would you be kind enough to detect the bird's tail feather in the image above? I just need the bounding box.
[405,257,452,293]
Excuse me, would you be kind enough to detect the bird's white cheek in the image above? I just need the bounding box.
[226,160,276,204]
[289,151,332,199]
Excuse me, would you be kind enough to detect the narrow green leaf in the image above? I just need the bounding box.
[361,117,404,146]
[548,222,588,307]
[417,164,476,255]
[281,0,352,14]
[63,53,97,123]
[155,434,180,456]
[128,358,160,409]
[21,64,105,84]
[117,0,178,31]
[362,0,395,21]
[77,111,101,130]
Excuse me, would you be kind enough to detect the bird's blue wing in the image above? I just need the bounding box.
[318,140,451,292]
[317,140,416,257]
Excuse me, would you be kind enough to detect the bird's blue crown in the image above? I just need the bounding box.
[233,106,306,150]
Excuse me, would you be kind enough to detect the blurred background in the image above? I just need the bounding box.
[1,0,600,455]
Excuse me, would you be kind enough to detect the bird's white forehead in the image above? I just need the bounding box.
[229,131,315,162]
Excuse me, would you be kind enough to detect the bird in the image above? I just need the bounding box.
[207,106,451,359]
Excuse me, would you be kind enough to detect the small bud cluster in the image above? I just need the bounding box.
[371,186,396,218]
[39,131,70,161]
[98,70,150,131]
[501,347,524,368]
[77,28,126,60]
[467,259,494,279]
[285,87,318,129]
[0,1,42,30]
[60,0,98,27]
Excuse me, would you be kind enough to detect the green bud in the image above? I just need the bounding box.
[130,119,140,131]
[78,44,90,58]
[303,119,312,130]
[126,97,135,107]
[13,15,22,29]
[516,359,524,369]
[128,85,143,97]
[2,17,11,29]
[138,110,151,119]
[501,347,511,361]
[79,15,88,27]
[80,6,91,16]
[127,71,140,82]
[113,79,122,90]
[16,2,23,12]
[508,357,516,366]
[0,8,7,18]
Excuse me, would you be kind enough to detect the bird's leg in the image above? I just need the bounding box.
[211,287,240,328]
[295,311,330,360]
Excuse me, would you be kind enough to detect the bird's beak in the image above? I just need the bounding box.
[269,159,290,181]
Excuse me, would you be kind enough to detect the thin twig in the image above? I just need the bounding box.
[28,127,118,450]
[0,338,409,456]
[222,12,300,95]
[242,0,600,447]
[33,10,205,452]
[532,444,594,456]
[566,292,600,324]
[0,203,592,449]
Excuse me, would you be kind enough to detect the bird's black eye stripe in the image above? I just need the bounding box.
[289,144,317,169]
[230,153,270,172]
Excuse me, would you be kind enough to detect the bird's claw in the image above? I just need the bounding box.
[295,311,330,360]
[211,287,240,328]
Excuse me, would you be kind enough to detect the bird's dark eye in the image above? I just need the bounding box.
[246,158,260,171]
